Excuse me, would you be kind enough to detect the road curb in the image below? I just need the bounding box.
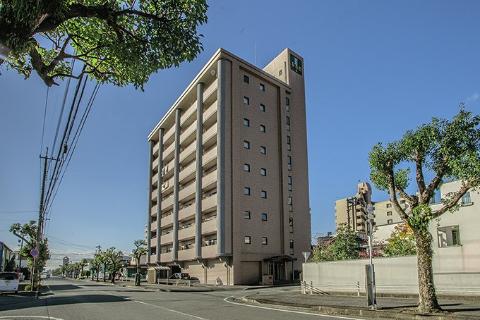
[241,296,480,320]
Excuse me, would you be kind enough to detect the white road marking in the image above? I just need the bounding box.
[223,296,365,320]
[133,300,210,320]
[0,317,64,320]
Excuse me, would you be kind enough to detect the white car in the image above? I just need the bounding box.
[0,272,20,294]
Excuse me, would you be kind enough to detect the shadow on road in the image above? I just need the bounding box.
[0,294,130,312]
[46,284,82,291]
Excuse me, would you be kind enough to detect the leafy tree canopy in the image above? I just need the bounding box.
[369,108,480,232]
[9,221,50,272]
[0,0,208,88]
[383,223,417,257]
[312,226,361,262]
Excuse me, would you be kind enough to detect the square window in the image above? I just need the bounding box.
[261,190,267,199]
[261,213,268,221]
[244,140,250,149]
[438,225,461,247]
[243,75,249,83]
[260,168,267,176]
[260,124,266,133]
[243,163,250,172]
[243,118,250,127]
[387,211,392,216]
[243,96,250,105]
[244,211,251,219]
[259,83,265,91]
[244,187,251,196]
[386,203,392,208]
[260,104,266,112]
[244,236,251,244]
[260,146,267,155]
[387,219,393,224]
[262,237,268,245]
[461,192,472,205]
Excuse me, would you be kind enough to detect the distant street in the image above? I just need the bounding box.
[0,278,363,320]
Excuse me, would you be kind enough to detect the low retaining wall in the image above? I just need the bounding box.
[303,256,480,296]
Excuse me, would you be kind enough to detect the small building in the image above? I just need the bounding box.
[0,242,14,272]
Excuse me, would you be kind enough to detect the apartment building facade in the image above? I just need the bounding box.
[146,48,311,285]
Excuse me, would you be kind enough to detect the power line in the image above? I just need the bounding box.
[40,87,50,154]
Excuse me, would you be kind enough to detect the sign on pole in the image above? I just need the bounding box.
[302,251,311,263]
[30,248,39,258]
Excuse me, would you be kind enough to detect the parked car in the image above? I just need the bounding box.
[0,272,20,294]
[169,272,190,280]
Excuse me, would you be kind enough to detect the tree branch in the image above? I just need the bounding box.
[415,152,427,202]
[386,162,411,224]
[433,181,473,217]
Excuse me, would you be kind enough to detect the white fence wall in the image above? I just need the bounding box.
[303,255,480,296]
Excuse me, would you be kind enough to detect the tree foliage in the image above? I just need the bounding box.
[104,247,123,283]
[131,239,146,285]
[312,226,361,262]
[368,108,480,312]
[9,221,50,276]
[0,0,208,88]
[383,223,417,257]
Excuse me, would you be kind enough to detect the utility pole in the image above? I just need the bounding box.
[33,148,56,290]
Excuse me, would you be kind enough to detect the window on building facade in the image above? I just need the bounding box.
[260,146,266,155]
[243,211,251,219]
[260,124,266,133]
[387,219,393,224]
[243,96,250,105]
[261,213,268,221]
[244,236,251,244]
[260,104,266,112]
[243,140,250,149]
[262,237,268,245]
[243,118,250,127]
[279,69,283,76]
[286,97,290,106]
[461,192,472,205]
[289,54,303,75]
[386,203,392,208]
[288,196,293,205]
[437,225,461,247]
[244,187,251,196]
[288,156,292,170]
[289,239,294,249]
[387,211,392,216]
[243,163,250,172]
[261,190,267,199]
[243,75,249,83]
[259,83,265,91]
[289,217,294,233]
[260,168,267,176]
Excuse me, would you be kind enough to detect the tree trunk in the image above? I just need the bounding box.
[415,231,441,313]
[111,271,115,284]
[103,264,107,282]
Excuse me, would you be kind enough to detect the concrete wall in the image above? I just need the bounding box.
[303,255,480,295]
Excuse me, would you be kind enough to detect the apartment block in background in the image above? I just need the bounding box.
[146,48,311,285]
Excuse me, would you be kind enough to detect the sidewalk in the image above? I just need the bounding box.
[243,290,480,319]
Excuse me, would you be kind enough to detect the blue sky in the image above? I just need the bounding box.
[1,0,479,263]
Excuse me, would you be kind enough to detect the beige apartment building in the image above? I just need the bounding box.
[335,197,404,234]
[145,48,311,285]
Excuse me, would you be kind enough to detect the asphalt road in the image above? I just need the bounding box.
[0,278,364,320]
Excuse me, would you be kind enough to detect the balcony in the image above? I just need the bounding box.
[202,244,217,259]
[203,123,217,146]
[203,102,217,126]
[202,194,217,212]
[179,140,197,165]
[152,172,158,187]
[160,214,173,227]
[150,221,158,232]
[152,156,159,171]
[161,176,174,194]
[180,119,197,147]
[180,101,197,125]
[179,180,196,201]
[202,218,217,234]
[178,225,195,241]
[160,233,173,245]
[152,142,159,156]
[150,254,157,262]
[150,237,157,248]
[179,160,196,183]
[203,145,217,168]
[160,252,173,263]
[178,247,195,261]
[151,189,158,202]
[164,125,175,146]
[163,141,175,162]
[161,194,174,210]
[202,169,217,191]
[178,203,195,221]
[150,204,158,217]
[204,79,218,103]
